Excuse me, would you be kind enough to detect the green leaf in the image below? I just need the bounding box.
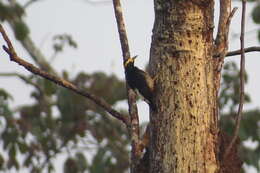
[9,144,17,159]
[52,34,77,54]
[0,2,12,21]
[64,158,78,173]
[0,154,4,169]
[75,153,88,171]
[252,5,260,24]
[258,30,260,43]
[43,79,57,95]
[17,142,28,154]
[13,21,30,41]
[23,154,32,167]
[0,89,13,100]
[48,163,54,173]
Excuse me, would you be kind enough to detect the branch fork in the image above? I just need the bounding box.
[0,24,130,127]
[1,0,144,170]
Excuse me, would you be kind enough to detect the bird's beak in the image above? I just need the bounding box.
[124,55,138,67]
[132,55,138,60]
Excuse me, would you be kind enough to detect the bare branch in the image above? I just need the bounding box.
[224,0,247,159]
[226,46,260,57]
[112,0,130,61]
[226,8,238,39]
[215,0,231,51]
[213,0,244,161]
[215,7,238,58]
[0,24,130,127]
[112,0,141,169]
[214,0,237,70]
[213,1,237,120]
[213,46,260,57]
[231,28,259,39]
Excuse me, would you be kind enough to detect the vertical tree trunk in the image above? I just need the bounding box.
[149,1,219,172]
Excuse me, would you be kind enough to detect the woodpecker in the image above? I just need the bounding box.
[124,56,156,111]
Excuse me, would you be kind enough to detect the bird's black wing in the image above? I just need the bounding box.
[132,67,154,102]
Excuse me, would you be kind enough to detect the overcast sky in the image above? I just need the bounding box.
[0,0,259,172]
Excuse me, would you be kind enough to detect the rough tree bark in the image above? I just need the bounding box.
[148,1,219,172]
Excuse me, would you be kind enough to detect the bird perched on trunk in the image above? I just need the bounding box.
[124,56,156,111]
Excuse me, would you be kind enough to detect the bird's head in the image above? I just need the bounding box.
[124,55,137,68]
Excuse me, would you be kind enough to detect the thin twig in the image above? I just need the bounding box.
[215,7,237,60]
[213,6,237,88]
[225,46,260,57]
[112,0,130,61]
[231,28,259,39]
[226,7,238,39]
[213,2,237,125]
[215,0,231,54]
[24,0,43,8]
[224,0,246,159]
[0,24,130,127]
[112,0,141,170]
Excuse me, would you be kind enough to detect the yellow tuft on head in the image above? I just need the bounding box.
[124,56,137,67]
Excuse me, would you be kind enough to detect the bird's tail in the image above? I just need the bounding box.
[139,93,157,112]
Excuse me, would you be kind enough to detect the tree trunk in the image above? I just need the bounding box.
[149,1,219,172]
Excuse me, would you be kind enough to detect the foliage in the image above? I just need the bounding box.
[220,62,260,171]
[1,53,259,173]
[0,2,25,21]
[0,72,129,173]
[219,62,250,114]
[251,2,260,42]
[52,34,78,55]
[13,20,30,41]
[252,4,260,24]
[0,1,29,40]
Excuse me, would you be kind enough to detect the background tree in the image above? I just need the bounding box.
[252,1,260,42]
[0,0,259,173]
